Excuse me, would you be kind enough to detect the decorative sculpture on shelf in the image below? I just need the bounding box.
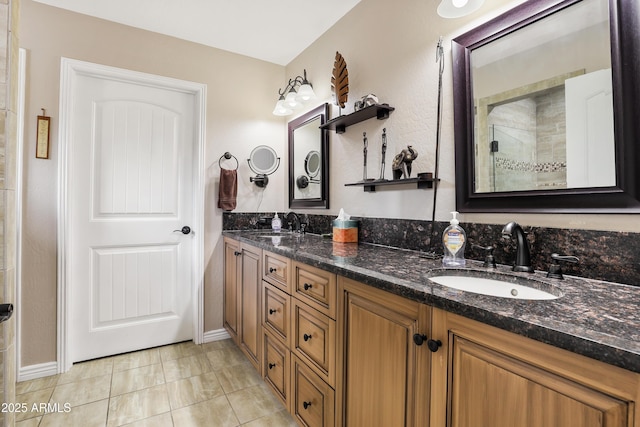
[380,128,387,180]
[354,93,379,112]
[392,145,419,179]
[362,132,373,182]
[331,51,349,112]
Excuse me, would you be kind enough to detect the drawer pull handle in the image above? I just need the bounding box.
[413,333,442,352]
[269,308,277,315]
[303,283,313,291]
[303,401,312,410]
[233,251,241,256]
[268,363,276,369]
[303,333,312,342]
[413,334,427,346]
[269,267,277,273]
[427,339,442,353]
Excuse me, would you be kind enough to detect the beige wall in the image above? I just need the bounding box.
[19,0,640,369]
[286,0,640,232]
[20,0,287,366]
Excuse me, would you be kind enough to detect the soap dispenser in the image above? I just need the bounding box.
[442,211,466,267]
[271,212,282,232]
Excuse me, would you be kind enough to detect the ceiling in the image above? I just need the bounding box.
[33,0,362,66]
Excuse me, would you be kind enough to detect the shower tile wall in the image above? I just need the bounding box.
[488,86,567,192]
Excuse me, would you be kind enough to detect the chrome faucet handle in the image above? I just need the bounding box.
[547,253,579,279]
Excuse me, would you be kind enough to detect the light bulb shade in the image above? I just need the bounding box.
[273,99,292,116]
[437,0,484,18]
[295,83,316,103]
[284,90,299,108]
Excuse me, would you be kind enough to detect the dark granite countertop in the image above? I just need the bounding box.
[223,230,640,373]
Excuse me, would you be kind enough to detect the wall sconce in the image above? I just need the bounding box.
[437,0,484,18]
[272,69,317,116]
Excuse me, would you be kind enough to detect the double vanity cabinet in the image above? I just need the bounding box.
[223,235,640,427]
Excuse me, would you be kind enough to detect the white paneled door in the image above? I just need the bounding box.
[61,60,205,364]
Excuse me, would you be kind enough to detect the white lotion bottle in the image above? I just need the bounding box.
[442,211,466,267]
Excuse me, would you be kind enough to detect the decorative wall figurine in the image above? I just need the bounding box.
[354,93,379,112]
[392,145,419,179]
[362,132,370,181]
[331,51,349,110]
[380,128,387,180]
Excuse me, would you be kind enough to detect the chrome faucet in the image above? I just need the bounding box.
[501,221,534,272]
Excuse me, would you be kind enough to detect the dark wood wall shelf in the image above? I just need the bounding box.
[344,173,438,192]
[320,103,395,134]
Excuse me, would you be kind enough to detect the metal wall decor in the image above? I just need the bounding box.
[392,146,418,179]
[331,51,349,112]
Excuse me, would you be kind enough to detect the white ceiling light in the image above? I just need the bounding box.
[437,0,484,18]
[273,70,317,116]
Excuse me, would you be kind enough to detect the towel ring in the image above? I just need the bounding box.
[219,152,239,170]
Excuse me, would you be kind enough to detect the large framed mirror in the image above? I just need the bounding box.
[452,0,640,212]
[288,103,329,208]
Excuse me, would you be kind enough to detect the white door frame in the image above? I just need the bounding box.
[57,58,206,372]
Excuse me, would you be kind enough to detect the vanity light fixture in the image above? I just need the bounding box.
[437,0,484,18]
[272,69,316,116]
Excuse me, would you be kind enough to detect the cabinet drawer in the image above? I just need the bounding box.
[264,250,291,293]
[263,330,290,408]
[293,262,337,319]
[292,299,335,387]
[262,281,290,346]
[291,356,335,427]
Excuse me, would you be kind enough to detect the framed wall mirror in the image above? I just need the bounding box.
[452,0,640,212]
[289,103,329,208]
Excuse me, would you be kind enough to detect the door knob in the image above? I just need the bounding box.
[173,226,191,235]
[0,303,13,323]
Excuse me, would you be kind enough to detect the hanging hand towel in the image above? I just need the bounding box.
[218,168,238,211]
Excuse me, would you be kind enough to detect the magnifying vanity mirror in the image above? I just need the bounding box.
[248,145,280,187]
[452,0,640,212]
[289,103,329,208]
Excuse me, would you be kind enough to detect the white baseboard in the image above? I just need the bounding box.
[18,330,230,382]
[203,328,231,343]
[18,361,59,382]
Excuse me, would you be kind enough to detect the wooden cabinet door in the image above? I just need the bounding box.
[263,330,291,408]
[262,281,291,346]
[292,355,336,427]
[430,309,640,427]
[293,262,337,319]
[239,243,262,373]
[292,299,336,388]
[263,250,291,293]
[223,237,242,343]
[337,277,431,427]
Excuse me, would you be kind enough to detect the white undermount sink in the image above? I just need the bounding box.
[429,275,560,300]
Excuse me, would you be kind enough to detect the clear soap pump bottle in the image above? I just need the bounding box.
[442,211,466,267]
[271,212,281,232]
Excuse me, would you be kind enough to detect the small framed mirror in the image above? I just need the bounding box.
[289,104,329,209]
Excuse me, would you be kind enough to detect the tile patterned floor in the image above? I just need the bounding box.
[15,340,298,426]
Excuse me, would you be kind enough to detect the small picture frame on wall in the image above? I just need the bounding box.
[36,113,50,159]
